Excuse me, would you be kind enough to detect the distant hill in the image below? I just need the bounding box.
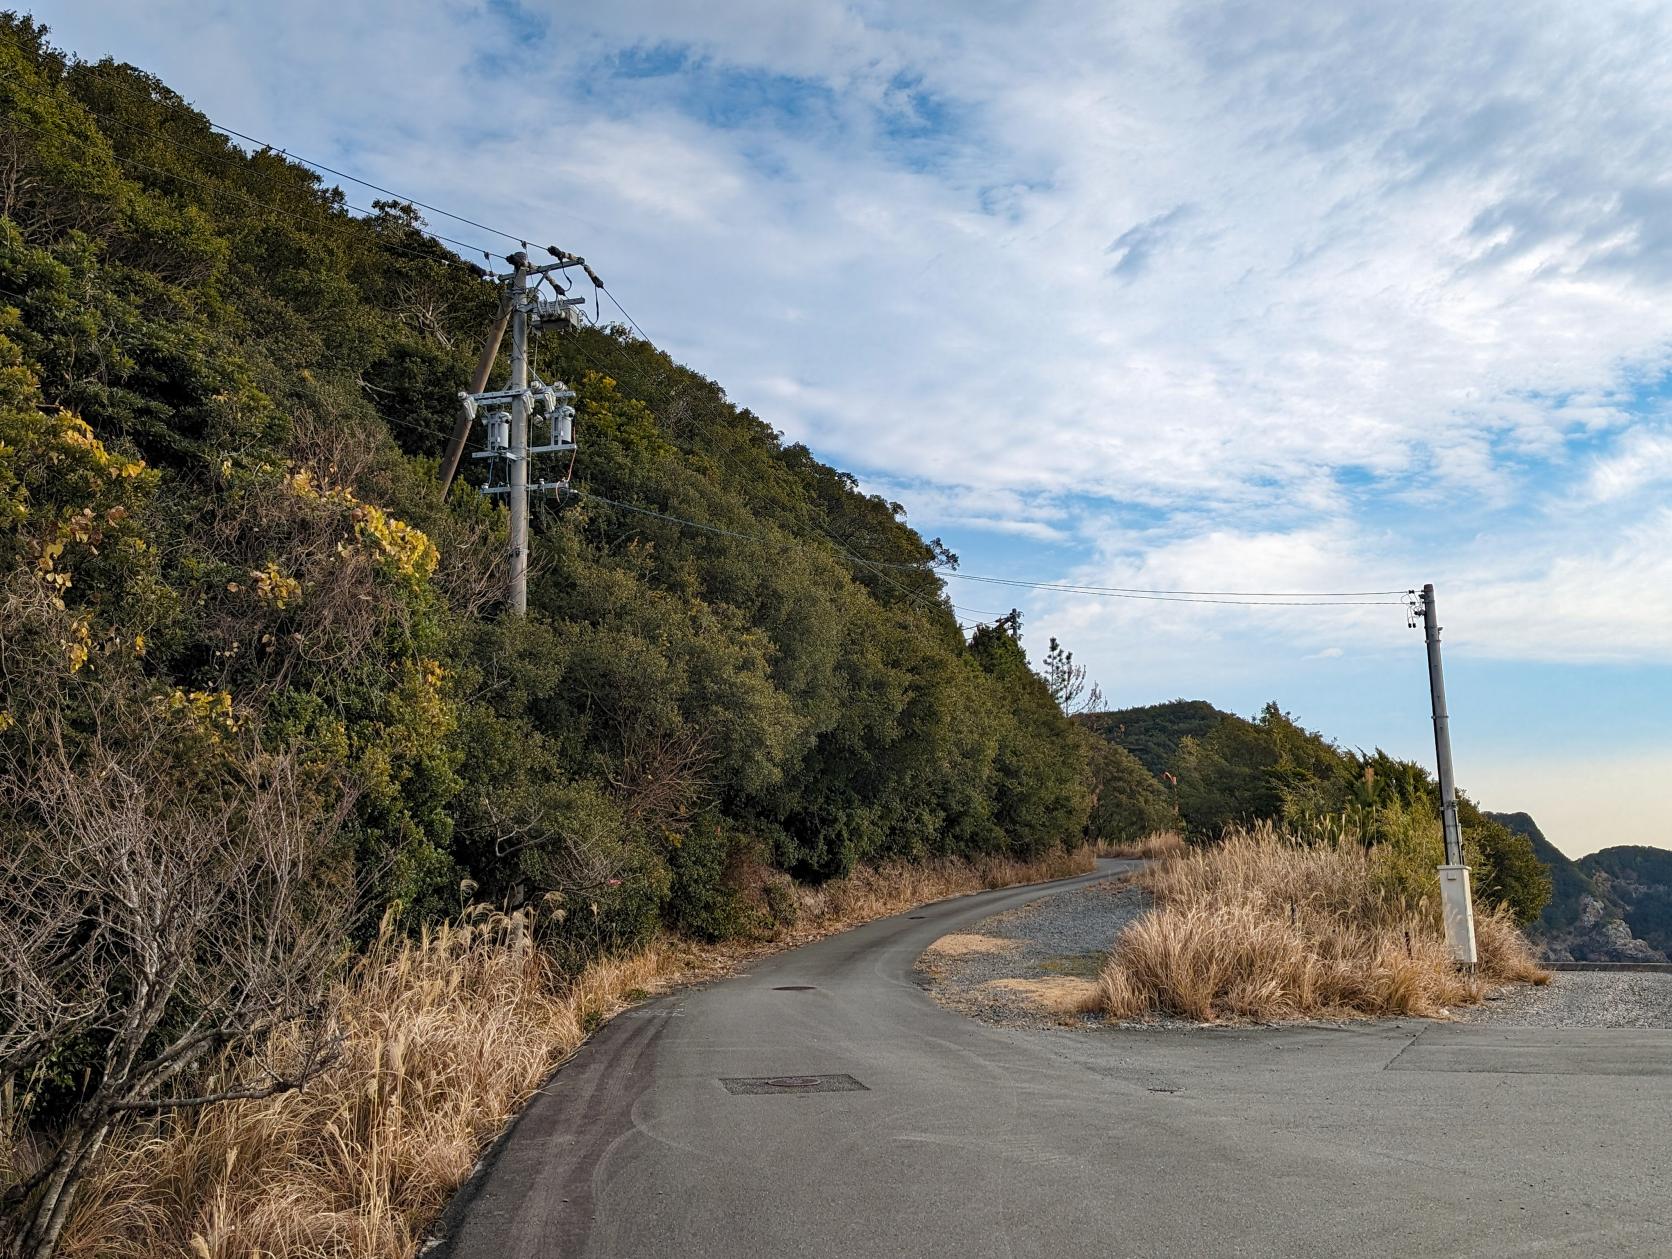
[1077,700,1233,778]
[1492,812,1605,937]
[1580,846,1672,958]
[1491,813,1669,962]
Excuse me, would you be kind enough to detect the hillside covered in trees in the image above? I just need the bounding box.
[0,20,1106,1247]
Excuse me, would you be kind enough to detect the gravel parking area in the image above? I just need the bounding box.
[1460,971,1672,1029]
[915,873,1147,1027]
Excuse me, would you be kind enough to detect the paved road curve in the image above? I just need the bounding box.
[434,861,1672,1258]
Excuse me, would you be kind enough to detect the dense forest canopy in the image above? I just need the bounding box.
[1078,698,1229,778]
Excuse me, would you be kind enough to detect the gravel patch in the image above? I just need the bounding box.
[915,875,1148,1028]
[1458,972,1672,1029]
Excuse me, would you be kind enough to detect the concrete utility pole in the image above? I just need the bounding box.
[454,248,586,614]
[1419,582,1478,965]
[507,263,531,615]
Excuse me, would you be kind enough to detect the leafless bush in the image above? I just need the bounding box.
[605,724,714,832]
[0,592,357,1259]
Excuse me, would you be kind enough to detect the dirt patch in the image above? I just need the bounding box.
[983,976,1100,1014]
[925,932,1019,956]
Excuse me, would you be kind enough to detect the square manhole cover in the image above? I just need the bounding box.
[720,1074,869,1095]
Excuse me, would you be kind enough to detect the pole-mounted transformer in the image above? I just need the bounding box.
[454,250,592,613]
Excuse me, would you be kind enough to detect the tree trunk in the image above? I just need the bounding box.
[15,1119,108,1259]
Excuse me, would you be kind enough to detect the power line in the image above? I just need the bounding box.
[74,60,666,356]
[931,571,1409,606]
[70,61,521,257]
[573,489,1008,621]
[572,490,782,545]
[73,103,507,268]
[561,310,1405,611]
[571,490,1411,615]
[108,147,504,264]
[881,565,1407,599]
[598,286,651,343]
[547,336,1407,613]
[209,122,530,249]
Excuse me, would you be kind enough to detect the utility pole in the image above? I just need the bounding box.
[507,263,530,614]
[455,247,587,615]
[1417,582,1478,965]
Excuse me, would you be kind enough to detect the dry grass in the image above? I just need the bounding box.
[1095,831,1187,861]
[1094,829,1548,1024]
[788,846,1095,932]
[58,909,678,1259]
[53,845,1094,1258]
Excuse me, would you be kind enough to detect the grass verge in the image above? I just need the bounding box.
[1094,829,1548,1023]
[53,846,1093,1258]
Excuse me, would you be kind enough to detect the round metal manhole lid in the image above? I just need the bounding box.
[764,1076,824,1089]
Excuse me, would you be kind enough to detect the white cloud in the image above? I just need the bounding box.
[1584,427,1672,502]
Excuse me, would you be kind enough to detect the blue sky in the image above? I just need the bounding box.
[33,0,1672,856]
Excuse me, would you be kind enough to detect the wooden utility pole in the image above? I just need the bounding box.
[438,258,522,499]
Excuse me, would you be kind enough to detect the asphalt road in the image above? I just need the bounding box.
[433,860,1672,1258]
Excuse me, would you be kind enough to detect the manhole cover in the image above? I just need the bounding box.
[773,985,815,991]
[720,1073,869,1095]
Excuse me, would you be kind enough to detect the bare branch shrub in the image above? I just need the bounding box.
[605,723,714,833]
[0,584,356,1259]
